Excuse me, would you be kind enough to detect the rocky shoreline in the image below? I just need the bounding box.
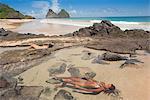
[0,20,150,100]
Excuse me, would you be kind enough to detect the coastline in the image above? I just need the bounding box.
[0,19,150,36]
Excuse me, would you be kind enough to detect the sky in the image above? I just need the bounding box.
[0,0,149,18]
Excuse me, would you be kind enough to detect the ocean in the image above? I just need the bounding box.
[69,16,150,22]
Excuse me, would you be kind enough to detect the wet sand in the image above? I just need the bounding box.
[15,46,150,100]
[0,19,83,36]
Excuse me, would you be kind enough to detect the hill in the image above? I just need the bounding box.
[0,3,35,19]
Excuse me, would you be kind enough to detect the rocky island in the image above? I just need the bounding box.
[46,9,70,18]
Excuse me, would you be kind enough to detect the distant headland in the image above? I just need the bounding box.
[0,3,35,19]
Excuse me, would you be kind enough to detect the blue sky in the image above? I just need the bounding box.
[0,0,149,18]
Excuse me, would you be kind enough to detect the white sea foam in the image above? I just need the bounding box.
[40,19,150,31]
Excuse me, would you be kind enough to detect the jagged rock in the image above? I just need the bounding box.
[66,20,125,37]
[48,63,67,76]
[46,9,70,18]
[81,51,96,60]
[46,9,59,18]
[54,89,76,100]
[120,59,144,69]
[66,20,150,38]
[92,55,109,64]
[58,9,70,18]
[101,52,128,61]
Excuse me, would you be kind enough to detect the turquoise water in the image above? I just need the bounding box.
[69,16,150,22]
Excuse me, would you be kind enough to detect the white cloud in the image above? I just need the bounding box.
[27,1,50,18]
[51,0,60,13]
[69,9,77,16]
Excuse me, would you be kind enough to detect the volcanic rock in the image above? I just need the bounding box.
[101,52,128,61]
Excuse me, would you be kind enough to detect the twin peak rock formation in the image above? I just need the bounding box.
[46,9,70,18]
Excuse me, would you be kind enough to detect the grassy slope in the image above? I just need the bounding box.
[0,3,34,19]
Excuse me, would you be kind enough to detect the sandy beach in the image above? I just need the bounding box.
[14,46,150,100]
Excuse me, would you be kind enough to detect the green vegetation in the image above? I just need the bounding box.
[0,3,34,19]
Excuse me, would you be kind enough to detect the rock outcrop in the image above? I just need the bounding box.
[46,9,70,18]
[0,28,46,41]
[0,3,35,19]
[64,20,149,54]
[65,20,150,38]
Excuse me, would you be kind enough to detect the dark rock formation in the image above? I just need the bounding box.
[54,89,76,100]
[0,3,35,19]
[48,63,67,76]
[101,52,128,61]
[46,9,70,18]
[66,20,150,38]
[58,9,70,18]
[0,28,46,41]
